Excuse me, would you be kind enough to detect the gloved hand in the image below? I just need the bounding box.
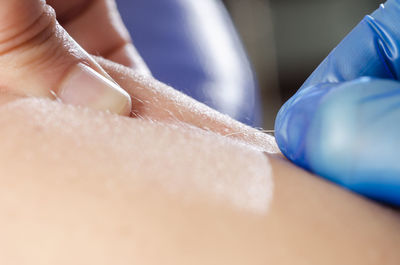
[275,0,400,205]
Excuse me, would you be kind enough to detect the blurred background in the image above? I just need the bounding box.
[222,0,381,128]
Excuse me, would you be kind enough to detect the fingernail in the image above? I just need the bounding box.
[58,63,131,115]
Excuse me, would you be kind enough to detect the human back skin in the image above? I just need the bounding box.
[0,97,398,264]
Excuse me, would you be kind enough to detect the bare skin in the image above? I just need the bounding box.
[97,57,279,153]
[0,90,398,264]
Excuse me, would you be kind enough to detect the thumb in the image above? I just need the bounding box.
[0,0,131,114]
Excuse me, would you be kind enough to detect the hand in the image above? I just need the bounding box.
[0,0,132,115]
[275,0,400,205]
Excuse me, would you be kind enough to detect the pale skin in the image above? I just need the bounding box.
[0,62,399,264]
[0,1,399,264]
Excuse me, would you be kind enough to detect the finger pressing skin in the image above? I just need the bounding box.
[0,0,131,115]
[47,0,150,74]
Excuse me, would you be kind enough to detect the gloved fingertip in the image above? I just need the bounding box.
[58,63,131,115]
[275,83,338,169]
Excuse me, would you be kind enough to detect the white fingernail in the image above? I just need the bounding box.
[58,63,131,115]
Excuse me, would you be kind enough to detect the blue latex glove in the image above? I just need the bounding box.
[275,0,400,205]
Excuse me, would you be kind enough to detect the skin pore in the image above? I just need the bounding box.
[0,61,399,264]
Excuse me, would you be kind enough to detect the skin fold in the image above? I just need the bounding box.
[97,57,279,153]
